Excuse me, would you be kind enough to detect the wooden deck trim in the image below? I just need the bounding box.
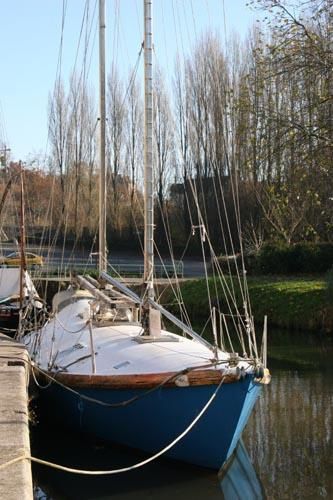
[42,368,241,390]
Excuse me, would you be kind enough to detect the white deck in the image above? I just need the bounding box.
[25,294,236,376]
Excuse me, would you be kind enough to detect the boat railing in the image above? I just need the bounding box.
[28,258,184,280]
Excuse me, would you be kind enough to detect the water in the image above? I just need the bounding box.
[31,334,333,499]
[244,369,333,499]
[31,429,224,499]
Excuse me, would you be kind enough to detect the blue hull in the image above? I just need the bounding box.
[39,374,261,469]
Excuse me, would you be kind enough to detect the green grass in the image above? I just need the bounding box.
[164,276,333,334]
[247,277,328,331]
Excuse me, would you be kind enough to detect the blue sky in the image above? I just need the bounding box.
[0,1,257,163]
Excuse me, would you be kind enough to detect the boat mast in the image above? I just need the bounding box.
[143,0,154,301]
[19,163,26,313]
[99,0,107,273]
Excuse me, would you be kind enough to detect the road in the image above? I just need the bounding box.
[0,243,205,278]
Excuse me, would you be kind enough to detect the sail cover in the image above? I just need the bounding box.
[0,268,37,299]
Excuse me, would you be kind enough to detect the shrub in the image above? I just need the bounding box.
[210,243,333,275]
[252,242,333,275]
[253,243,289,274]
[326,267,333,301]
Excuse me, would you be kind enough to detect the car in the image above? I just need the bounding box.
[0,251,44,268]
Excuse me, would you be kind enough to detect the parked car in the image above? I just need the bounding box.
[0,252,44,268]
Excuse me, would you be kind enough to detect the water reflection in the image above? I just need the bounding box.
[31,424,223,499]
[244,370,333,499]
[219,440,264,499]
[31,423,263,499]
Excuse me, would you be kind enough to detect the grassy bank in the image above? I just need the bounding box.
[163,276,333,334]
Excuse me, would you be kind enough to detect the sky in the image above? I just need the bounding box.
[0,0,258,163]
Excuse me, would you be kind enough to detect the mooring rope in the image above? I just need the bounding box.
[0,376,225,475]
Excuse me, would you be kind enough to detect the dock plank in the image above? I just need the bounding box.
[0,334,33,500]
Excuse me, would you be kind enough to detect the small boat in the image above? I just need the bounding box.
[0,267,42,335]
[26,0,270,470]
[0,169,46,337]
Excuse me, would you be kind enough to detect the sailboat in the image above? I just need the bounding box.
[25,0,270,470]
[0,169,46,337]
[0,267,42,335]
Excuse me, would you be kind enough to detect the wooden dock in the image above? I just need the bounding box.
[0,334,33,499]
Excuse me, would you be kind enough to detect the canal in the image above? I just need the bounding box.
[31,332,333,499]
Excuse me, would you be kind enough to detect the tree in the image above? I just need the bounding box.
[107,66,126,236]
[48,79,69,217]
[125,76,143,239]
[153,67,174,245]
